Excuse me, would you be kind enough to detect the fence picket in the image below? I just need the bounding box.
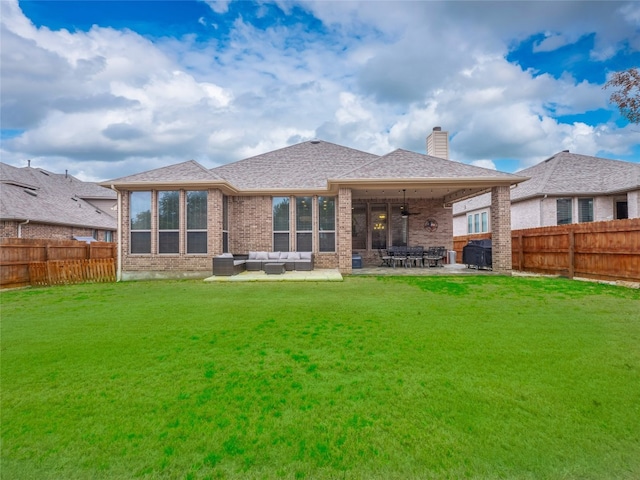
[1,238,116,288]
[455,218,640,282]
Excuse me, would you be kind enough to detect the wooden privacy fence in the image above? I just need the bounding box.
[454,218,640,283]
[1,238,116,289]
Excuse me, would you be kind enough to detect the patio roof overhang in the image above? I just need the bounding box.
[327,176,528,204]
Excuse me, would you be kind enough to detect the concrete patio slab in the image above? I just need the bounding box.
[350,263,499,276]
[204,269,344,282]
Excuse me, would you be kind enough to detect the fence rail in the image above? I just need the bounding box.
[1,238,116,289]
[454,218,640,283]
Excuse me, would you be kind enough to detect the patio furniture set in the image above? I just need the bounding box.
[378,246,448,268]
[213,251,314,276]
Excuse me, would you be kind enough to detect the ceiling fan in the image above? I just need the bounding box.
[400,189,418,218]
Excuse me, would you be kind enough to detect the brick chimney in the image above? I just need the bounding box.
[426,126,449,159]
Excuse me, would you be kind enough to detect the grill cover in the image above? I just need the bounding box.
[462,240,492,269]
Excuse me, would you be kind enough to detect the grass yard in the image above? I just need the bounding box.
[1,276,639,479]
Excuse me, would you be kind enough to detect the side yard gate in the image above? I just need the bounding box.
[1,238,116,289]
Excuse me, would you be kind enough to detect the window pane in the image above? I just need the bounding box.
[131,231,151,254]
[319,232,335,252]
[297,232,312,252]
[159,231,179,254]
[578,198,593,223]
[371,204,387,250]
[391,207,406,246]
[296,197,312,231]
[273,197,289,231]
[318,196,335,230]
[481,212,488,232]
[131,192,151,230]
[616,201,628,220]
[474,213,480,233]
[352,204,367,250]
[187,191,207,229]
[557,198,572,225]
[158,191,179,230]
[187,232,207,254]
[468,215,473,234]
[274,232,289,251]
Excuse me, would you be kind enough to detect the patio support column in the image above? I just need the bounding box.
[491,185,512,275]
[337,187,352,274]
[209,188,224,255]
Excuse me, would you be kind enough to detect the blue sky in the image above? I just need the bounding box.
[1,0,639,181]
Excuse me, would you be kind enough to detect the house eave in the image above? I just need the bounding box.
[328,176,526,190]
[100,180,238,195]
[0,215,115,230]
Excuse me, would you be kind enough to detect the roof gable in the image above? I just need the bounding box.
[106,160,222,185]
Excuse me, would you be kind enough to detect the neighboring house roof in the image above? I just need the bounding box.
[0,162,116,229]
[211,140,379,191]
[453,151,640,215]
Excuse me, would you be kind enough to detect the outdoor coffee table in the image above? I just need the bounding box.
[265,262,285,275]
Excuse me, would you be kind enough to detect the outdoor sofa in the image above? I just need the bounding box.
[213,251,314,276]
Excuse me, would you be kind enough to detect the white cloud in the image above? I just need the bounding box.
[1,0,638,181]
[202,0,232,15]
[470,160,497,170]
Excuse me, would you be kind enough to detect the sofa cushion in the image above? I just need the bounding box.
[288,252,301,260]
[268,252,280,260]
[299,252,311,260]
[248,251,257,260]
[279,252,290,260]
[219,253,233,258]
[256,251,269,260]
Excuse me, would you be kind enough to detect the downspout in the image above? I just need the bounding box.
[110,185,122,282]
[18,219,29,238]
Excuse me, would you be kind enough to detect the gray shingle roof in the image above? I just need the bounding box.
[106,160,222,185]
[514,151,640,199]
[339,149,522,180]
[1,162,116,229]
[211,140,379,190]
[453,151,640,214]
[103,140,525,194]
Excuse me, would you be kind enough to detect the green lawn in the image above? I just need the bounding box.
[1,276,639,479]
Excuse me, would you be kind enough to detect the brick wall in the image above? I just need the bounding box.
[229,195,273,252]
[0,220,113,241]
[490,186,512,274]
[629,190,640,218]
[337,188,352,273]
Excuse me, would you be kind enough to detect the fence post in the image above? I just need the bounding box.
[518,233,524,271]
[568,230,575,279]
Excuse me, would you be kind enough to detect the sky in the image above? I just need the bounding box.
[1,0,640,182]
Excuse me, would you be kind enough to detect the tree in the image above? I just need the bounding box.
[604,67,640,124]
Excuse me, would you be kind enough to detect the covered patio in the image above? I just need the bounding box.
[332,149,525,274]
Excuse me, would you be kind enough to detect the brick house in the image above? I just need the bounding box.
[103,131,526,280]
[1,162,117,241]
[453,151,640,235]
